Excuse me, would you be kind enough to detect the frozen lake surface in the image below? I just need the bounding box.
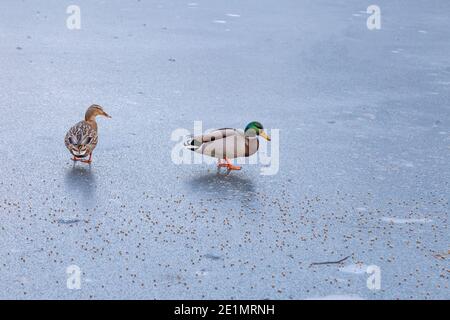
[0,0,449,299]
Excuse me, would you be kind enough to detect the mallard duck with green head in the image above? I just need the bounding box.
[184,121,271,171]
[64,104,111,163]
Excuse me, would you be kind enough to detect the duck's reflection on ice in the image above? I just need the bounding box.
[186,173,256,199]
[64,165,96,202]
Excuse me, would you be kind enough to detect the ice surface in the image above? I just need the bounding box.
[0,0,449,299]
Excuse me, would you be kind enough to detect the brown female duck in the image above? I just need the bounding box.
[64,104,111,163]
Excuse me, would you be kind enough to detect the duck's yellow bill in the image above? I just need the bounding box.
[260,130,271,141]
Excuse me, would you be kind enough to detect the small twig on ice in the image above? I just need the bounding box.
[309,255,350,267]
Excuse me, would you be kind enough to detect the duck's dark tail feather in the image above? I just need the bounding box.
[183,135,202,151]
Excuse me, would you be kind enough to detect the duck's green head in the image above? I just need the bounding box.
[244,121,271,141]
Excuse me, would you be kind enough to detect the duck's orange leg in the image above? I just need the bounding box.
[71,156,81,161]
[81,153,92,164]
[217,158,228,168]
[225,157,241,170]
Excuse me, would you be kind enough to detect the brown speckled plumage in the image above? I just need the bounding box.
[64,104,111,161]
[65,121,99,158]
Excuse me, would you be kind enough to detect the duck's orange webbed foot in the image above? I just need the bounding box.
[217,158,241,171]
[227,164,241,170]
